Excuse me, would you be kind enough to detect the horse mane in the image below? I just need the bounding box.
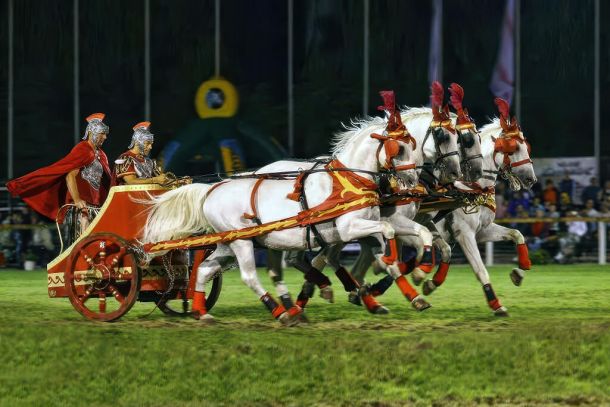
[330,115,384,155]
[400,106,457,121]
[479,118,502,141]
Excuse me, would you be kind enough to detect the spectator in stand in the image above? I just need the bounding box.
[599,200,610,217]
[581,177,601,209]
[508,191,530,217]
[529,197,545,216]
[559,171,575,202]
[30,213,55,266]
[8,212,24,267]
[528,208,550,251]
[547,203,561,233]
[555,211,587,263]
[543,179,559,206]
[601,180,610,205]
[581,199,600,235]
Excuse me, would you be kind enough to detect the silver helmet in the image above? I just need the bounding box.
[82,113,109,144]
[129,121,154,154]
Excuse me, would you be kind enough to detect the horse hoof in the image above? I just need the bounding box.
[278,312,300,327]
[423,280,436,296]
[411,268,426,286]
[494,306,509,317]
[411,296,432,312]
[198,314,216,325]
[348,291,362,306]
[319,286,334,303]
[370,305,390,315]
[510,268,525,287]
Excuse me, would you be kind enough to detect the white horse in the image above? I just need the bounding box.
[261,102,468,313]
[426,99,536,316]
[143,114,420,325]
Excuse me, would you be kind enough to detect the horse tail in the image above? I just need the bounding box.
[142,183,214,243]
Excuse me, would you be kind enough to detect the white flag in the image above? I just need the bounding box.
[490,0,515,104]
[428,0,443,84]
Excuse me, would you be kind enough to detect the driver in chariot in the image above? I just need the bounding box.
[114,121,169,186]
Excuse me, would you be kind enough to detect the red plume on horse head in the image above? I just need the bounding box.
[449,83,473,127]
[448,83,464,114]
[378,90,396,113]
[494,97,520,135]
[430,81,444,111]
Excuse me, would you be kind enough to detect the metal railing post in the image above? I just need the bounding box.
[598,221,606,265]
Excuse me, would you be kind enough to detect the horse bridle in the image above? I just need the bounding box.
[421,120,460,175]
[483,129,533,185]
[455,123,483,177]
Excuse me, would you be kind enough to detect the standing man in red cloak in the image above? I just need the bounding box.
[6,113,112,237]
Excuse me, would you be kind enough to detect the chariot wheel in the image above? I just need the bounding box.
[155,249,223,317]
[66,233,141,322]
[156,274,223,317]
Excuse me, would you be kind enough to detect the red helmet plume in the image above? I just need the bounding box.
[449,83,464,114]
[430,81,444,110]
[378,90,396,113]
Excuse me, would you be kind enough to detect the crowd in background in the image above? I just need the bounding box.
[1,173,610,269]
[495,174,610,263]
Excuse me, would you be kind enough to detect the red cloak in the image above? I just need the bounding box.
[6,141,112,220]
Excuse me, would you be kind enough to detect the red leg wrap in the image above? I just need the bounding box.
[192,291,207,316]
[417,245,434,273]
[381,239,398,265]
[432,262,450,287]
[398,257,416,275]
[288,306,302,317]
[296,298,309,309]
[417,263,434,273]
[395,275,418,301]
[488,299,501,310]
[517,243,531,270]
[361,294,382,311]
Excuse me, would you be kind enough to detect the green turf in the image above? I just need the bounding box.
[1,264,609,406]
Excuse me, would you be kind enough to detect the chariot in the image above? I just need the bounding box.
[46,184,223,322]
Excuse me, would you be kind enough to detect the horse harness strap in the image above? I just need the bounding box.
[144,159,381,253]
[243,177,266,225]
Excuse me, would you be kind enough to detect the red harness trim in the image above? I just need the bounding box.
[243,177,265,221]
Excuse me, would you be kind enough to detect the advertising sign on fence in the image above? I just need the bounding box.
[535,157,598,204]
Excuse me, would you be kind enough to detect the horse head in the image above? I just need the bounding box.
[491,97,536,190]
[428,81,462,183]
[371,90,419,188]
[448,83,483,182]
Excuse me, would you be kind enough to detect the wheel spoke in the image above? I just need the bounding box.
[98,292,107,313]
[107,284,126,304]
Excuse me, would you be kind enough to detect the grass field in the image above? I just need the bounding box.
[1,264,609,406]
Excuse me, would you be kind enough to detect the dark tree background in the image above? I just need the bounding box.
[0,0,609,180]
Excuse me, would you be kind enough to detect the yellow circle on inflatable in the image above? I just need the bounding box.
[194,76,239,119]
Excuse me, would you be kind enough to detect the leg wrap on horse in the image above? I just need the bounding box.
[482,284,501,310]
[417,245,434,273]
[517,243,531,270]
[261,292,286,319]
[370,275,394,297]
[304,265,331,288]
[279,293,302,316]
[398,257,417,275]
[335,267,360,292]
[432,261,450,287]
[296,281,316,308]
[381,238,398,265]
[394,275,419,301]
[192,291,207,317]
